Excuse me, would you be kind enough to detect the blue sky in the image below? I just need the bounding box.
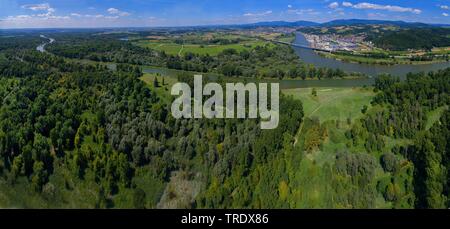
[1,0,449,28]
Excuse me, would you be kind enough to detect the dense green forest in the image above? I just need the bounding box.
[371,28,450,51]
[0,46,305,208]
[0,33,448,208]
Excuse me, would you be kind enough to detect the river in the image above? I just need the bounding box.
[36,35,55,53]
[273,33,450,88]
[292,33,450,79]
[43,32,448,89]
[143,34,450,89]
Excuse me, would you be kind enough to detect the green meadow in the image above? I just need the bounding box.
[134,40,267,56]
[283,87,376,123]
[140,73,178,103]
[425,105,449,130]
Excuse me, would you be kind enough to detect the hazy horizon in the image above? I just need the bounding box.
[1,0,449,29]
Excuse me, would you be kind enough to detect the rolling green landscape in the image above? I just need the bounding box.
[0,18,449,210]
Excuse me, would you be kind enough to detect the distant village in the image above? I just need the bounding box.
[303,33,374,52]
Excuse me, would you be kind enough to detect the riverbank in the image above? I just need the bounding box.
[293,33,450,77]
[60,57,372,89]
[317,51,450,66]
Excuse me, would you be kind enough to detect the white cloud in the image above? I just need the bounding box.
[107,8,130,17]
[288,5,292,8]
[288,8,316,15]
[1,5,142,28]
[328,2,339,9]
[69,13,121,20]
[21,3,57,16]
[21,3,51,11]
[48,15,70,20]
[342,2,353,7]
[107,8,119,14]
[344,2,421,14]
[6,15,31,20]
[440,5,449,10]
[243,10,272,17]
[12,3,68,21]
[37,12,52,17]
[3,14,70,22]
[19,3,61,19]
[69,13,122,19]
[443,13,449,17]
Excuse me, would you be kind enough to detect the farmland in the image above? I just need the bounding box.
[134,32,268,56]
[135,40,267,56]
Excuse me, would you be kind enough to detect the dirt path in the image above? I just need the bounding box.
[178,44,184,56]
[293,121,304,146]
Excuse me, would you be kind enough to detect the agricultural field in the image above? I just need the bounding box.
[283,87,376,123]
[135,41,266,55]
[134,32,267,56]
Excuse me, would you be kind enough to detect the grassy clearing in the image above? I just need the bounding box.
[283,87,375,123]
[287,157,335,208]
[426,105,448,130]
[289,116,391,208]
[134,40,267,56]
[140,73,178,102]
[137,42,182,55]
[277,34,296,43]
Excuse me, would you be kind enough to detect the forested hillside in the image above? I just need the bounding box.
[0,34,448,208]
[369,71,449,208]
[371,28,450,51]
[0,46,305,208]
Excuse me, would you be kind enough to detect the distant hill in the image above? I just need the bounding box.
[322,19,432,27]
[245,20,319,27]
[234,19,447,28]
